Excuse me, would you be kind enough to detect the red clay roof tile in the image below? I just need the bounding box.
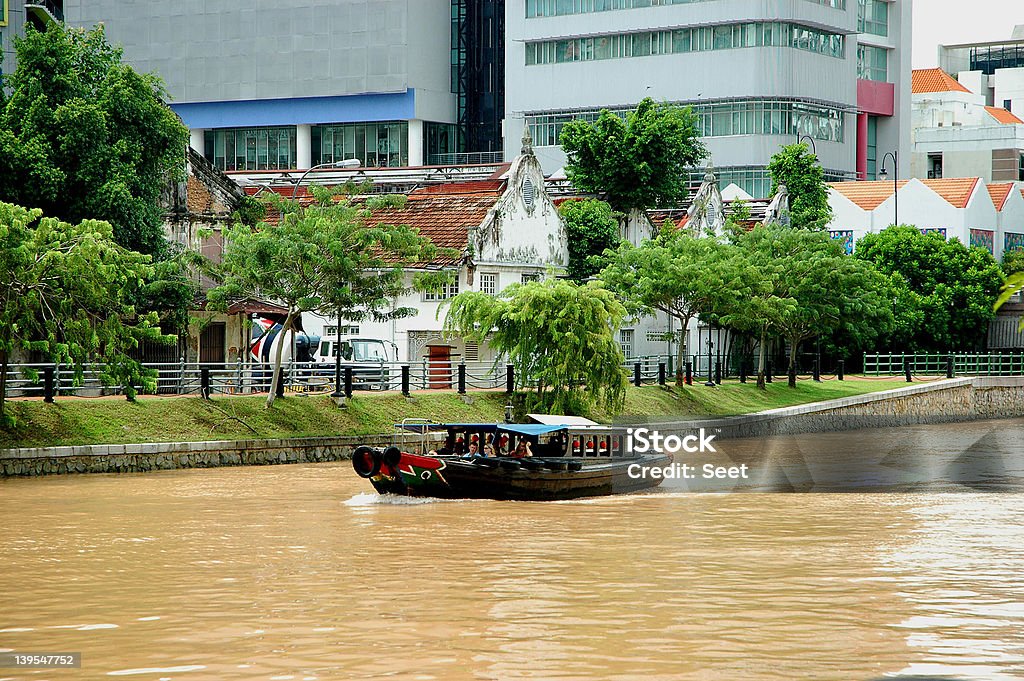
[912,68,972,94]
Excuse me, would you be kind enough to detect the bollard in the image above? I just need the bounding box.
[43,366,55,403]
[946,355,954,379]
[685,361,693,386]
[344,367,353,398]
[714,360,721,385]
[739,360,747,384]
[458,363,466,395]
[633,362,642,387]
[813,358,821,382]
[766,360,773,383]
[837,360,845,381]
[200,366,211,400]
[904,362,912,383]
[401,365,410,397]
[276,369,285,398]
[658,362,666,386]
[506,364,514,394]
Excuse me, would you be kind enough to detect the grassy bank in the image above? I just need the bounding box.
[1,377,911,449]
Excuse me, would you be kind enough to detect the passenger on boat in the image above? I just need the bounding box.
[482,444,496,457]
[461,442,481,459]
[510,440,533,458]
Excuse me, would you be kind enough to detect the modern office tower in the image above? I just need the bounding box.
[505,0,912,196]
[1,0,64,83]
[60,0,505,172]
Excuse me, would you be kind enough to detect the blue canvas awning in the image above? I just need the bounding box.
[497,424,570,437]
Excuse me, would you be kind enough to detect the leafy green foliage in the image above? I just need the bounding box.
[0,202,172,426]
[233,195,267,228]
[855,226,1004,351]
[0,24,188,256]
[560,98,707,213]
[558,199,621,281]
[1002,248,1024,275]
[601,229,749,384]
[730,226,892,386]
[766,143,834,230]
[444,279,629,414]
[208,186,450,408]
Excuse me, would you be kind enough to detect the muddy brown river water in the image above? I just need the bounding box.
[1,421,1024,680]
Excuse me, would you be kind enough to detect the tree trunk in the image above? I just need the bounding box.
[788,338,799,388]
[756,328,767,391]
[0,348,8,422]
[266,311,295,409]
[674,314,690,387]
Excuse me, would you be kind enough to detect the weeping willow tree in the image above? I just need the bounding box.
[443,278,629,415]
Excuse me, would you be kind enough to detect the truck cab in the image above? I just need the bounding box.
[316,336,397,389]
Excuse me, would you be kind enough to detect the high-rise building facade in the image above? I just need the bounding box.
[504,0,912,196]
[61,0,501,171]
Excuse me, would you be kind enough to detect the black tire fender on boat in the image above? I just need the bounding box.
[500,459,522,471]
[567,460,584,472]
[473,457,501,469]
[382,446,402,467]
[352,446,381,478]
[521,458,546,472]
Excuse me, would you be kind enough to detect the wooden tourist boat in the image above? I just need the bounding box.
[350,420,673,501]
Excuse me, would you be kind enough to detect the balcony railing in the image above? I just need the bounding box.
[25,0,64,23]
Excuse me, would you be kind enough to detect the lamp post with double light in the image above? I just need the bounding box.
[288,159,362,399]
[878,151,898,227]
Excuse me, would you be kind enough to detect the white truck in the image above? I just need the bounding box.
[313,336,398,390]
[249,317,396,390]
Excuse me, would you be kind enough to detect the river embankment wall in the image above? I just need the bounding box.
[656,377,1024,439]
[3,378,1024,477]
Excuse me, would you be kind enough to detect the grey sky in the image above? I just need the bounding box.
[913,1,1023,68]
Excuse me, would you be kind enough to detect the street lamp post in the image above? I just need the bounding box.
[878,151,898,227]
[796,134,817,156]
[288,159,361,399]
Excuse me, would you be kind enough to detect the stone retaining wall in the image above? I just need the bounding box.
[0,434,400,478]
[654,378,1024,439]
[4,378,1024,477]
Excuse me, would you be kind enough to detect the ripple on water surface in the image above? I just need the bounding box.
[0,440,1022,679]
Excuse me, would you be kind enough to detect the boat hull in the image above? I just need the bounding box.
[362,451,672,501]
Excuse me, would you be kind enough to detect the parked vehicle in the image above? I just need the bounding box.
[314,336,397,390]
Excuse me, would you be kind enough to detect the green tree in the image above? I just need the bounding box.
[732,226,892,387]
[444,278,628,414]
[766,143,834,230]
[1003,248,1024,275]
[560,98,707,213]
[601,229,748,385]
[208,187,448,408]
[0,202,170,426]
[558,199,621,281]
[997,249,1024,328]
[0,23,188,256]
[856,226,1003,351]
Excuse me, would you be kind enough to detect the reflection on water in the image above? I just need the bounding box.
[1,422,1024,680]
